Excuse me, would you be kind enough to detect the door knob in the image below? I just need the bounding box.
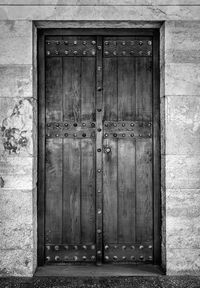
[104,147,111,154]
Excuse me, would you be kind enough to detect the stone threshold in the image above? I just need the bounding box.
[35,263,164,277]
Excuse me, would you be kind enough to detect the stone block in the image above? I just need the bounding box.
[0,156,34,189]
[0,65,32,98]
[0,21,32,65]
[0,97,34,157]
[165,155,200,189]
[167,248,200,275]
[165,21,200,63]
[165,63,200,96]
[0,249,33,276]
[166,96,200,155]
[166,189,200,249]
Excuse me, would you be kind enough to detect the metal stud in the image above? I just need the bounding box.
[91,123,95,127]
[82,245,87,250]
[65,50,69,55]
[46,246,50,250]
[148,256,152,260]
[105,245,109,250]
[47,41,51,45]
[97,66,101,71]
[56,123,59,127]
[105,256,109,260]
[122,41,126,46]
[91,245,95,250]
[97,128,102,132]
[64,245,69,250]
[55,256,60,261]
[83,51,87,55]
[104,134,108,138]
[64,133,68,137]
[147,51,151,56]
[74,245,78,250]
[73,133,77,137]
[113,133,117,137]
[97,86,102,91]
[104,41,109,45]
[122,134,125,137]
[140,256,144,260]
[122,245,126,250]
[139,134,142,137]
[97,250,101,255]
[130,123,134,127]
[82,256,87,260]
[92,40,96,45]
[113,123,117,127]
[47,51,50,55]
[97,229,101,234]
[91,50,96,56]
[131,245,135,249]
[65,123,68,127]
[122,123,125,127]
[148,40,152,46]
[73,256,78,261]
[83,41,87,45]
[104,51,109,55]
[114,245,118,249]
[46,256,50,261]
[73,51,78,55]
[82,133,86,137]
[149,134,151,137]
[148,245,152,249]
[122,51,126,55]
[98,208,102,214]
[113,256,118,260]
[47,134,50,137]
[113,51,117,56]
[97,46,102,50]
[55,134,59,137]
[139,41,143,46]
[82,123,86,127]
[122,256,126,260]
[55,50,59,55]
[139,245,144,250]
[74,40,77,45]
[97,169,101,173]
[91,256,96,260]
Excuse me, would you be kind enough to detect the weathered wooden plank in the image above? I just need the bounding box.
[63,139,81,243]
[136,57,152,121]
[103,138,118,244]
[136,139,153,243]
[45,139,63,244]
[81,139,95,243]
[63,57,81,122]
[118,140,136,243]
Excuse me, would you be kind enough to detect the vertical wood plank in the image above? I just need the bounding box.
[81,139,95,243]
[118,140,136,243]
[136,140,153,243]
[63,139,81,243]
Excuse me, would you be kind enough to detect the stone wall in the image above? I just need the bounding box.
[0,0,200,277]
[0,20,37,276]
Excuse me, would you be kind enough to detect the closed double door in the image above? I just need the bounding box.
[38,30,160,266]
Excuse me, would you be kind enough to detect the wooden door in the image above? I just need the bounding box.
[38,30,160,266]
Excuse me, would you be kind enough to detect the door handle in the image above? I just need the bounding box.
[104,147,111,154]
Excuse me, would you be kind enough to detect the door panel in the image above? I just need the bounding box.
[40,32,160,265]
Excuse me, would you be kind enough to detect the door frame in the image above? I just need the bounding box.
[37,27,161,267]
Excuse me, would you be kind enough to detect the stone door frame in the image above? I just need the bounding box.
[34,21,165,271]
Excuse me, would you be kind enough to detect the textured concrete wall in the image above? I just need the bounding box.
[0,20,37,276]
[0,0,200,278]
[162,21,200,275]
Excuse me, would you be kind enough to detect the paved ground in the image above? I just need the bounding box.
[1,276,200,288]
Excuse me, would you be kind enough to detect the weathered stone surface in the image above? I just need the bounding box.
[165,64,200,96]
[0,156,34,189]
[166,96,200,155]
[166,189,200,249]
[0,21,32,64]
[0,189,33,249]
[0,249,33,276]
[167,248,200,275]
[165,21,200,63]
[0,98,34,156]
[0,65,32,98]
[165,155,200,189]
[0,6,200,21]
